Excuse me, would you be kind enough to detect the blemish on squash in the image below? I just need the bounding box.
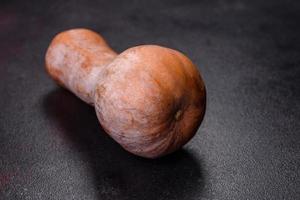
[81,56,92,70]
[175,110,182,120]
[97,85,106,97]
[75,83,86,95]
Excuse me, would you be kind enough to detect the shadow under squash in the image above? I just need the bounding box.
[43,88,205,200]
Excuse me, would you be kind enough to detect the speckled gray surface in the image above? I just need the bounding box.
[0,0,299,199]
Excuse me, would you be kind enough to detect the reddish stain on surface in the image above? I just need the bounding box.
[0,167,35,192]
[0,171,17,190]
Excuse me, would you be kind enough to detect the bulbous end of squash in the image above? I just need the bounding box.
[94,45,206,158]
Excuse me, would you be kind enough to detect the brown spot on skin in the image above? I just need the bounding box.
[96,85,106,97]
[80,55,92,70]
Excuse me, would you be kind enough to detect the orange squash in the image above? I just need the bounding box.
[46,29,206,158]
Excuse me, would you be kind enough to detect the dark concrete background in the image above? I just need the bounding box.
[0,0,299,199]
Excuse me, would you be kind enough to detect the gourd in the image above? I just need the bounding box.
[45,28,206,158]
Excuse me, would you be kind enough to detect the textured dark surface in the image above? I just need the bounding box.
[0,0,300,199]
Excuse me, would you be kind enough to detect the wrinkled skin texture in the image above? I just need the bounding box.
[46,29,206,158]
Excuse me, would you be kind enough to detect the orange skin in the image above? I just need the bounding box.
[46,29,206,158]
